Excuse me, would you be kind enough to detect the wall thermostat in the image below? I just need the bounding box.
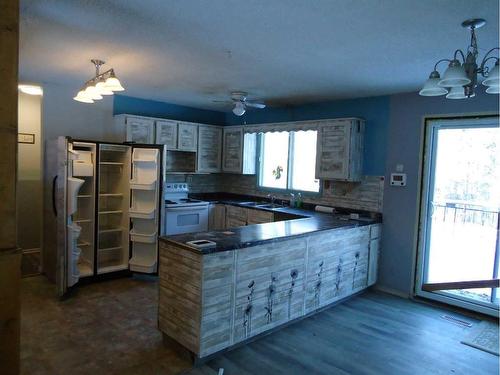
[390,173,407,186]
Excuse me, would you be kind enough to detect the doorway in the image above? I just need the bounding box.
[416,116,499,316]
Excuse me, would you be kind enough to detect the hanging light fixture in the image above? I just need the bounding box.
[419,19,499,99]
[73,59,125,103]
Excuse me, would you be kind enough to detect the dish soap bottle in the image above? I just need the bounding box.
[296,193,302,208]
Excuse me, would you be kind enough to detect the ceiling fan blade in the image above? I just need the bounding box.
[212,100,233,104]
[245,101,266,109]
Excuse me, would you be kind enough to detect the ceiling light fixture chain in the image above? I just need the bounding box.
[74,59,125,104]
[419,18,499,99]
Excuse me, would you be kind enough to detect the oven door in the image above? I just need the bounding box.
[165,205,209,235]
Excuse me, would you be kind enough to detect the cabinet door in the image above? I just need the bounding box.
[315,121,351,180]
[247,209,274,224]
[126,116,155,144]
[209,204,226,230]
[155,120,178,150]
[178,123,198,151]
[197,126,222,173]
[222,127,243,173]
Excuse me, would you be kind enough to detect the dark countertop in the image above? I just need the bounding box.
[160,194,381,254]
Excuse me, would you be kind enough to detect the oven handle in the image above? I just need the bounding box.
[166,206,208,212]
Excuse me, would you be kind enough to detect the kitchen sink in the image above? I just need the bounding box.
[238,201,268,206]
[256,203,285,209]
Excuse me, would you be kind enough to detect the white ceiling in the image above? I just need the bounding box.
[20,0,499,110]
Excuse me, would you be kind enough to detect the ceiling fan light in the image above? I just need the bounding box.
[485,85,500,94]
[73,90,94,103]
[482,62,499,87]
[232,102,246,116]
[445,86,472,99]
[96,80,114,95]
[438,60,471,87]
[419,71,448,96]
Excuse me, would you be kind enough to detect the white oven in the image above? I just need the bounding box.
[165,204,208,235]
[164,182,209,235]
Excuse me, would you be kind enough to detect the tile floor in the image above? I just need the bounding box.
[21,275,191,375]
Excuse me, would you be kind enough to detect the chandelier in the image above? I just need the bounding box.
[419,19,499,99]
[73,59,125,103]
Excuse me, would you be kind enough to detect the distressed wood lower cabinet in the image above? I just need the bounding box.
[159,224,381,360]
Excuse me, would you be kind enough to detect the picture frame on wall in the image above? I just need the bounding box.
[125,117,155,144]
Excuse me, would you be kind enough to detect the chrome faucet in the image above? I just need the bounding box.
[267,194,276,205]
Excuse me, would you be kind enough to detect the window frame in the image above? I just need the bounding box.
[256,131,322,196]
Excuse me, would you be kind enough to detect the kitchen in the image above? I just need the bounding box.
[2,1,500,375]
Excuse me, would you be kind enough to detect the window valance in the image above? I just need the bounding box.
[242,118,361,134]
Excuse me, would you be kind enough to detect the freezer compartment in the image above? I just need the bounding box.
[97,144,131,274]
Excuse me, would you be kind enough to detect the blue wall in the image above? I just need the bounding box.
[225,96,390,176]
[113,94,226,125]
[380,92,499,296]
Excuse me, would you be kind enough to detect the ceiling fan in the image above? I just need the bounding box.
[213,91,266,116]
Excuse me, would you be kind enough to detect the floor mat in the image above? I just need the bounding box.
[461,321,499,356]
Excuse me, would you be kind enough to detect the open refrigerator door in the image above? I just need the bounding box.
[66,144,86,287]
[129,147,160,273]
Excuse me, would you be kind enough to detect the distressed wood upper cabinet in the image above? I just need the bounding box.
[117,115,155,144]
[315,119,365,181]
[178,122,198,151]
[222,127,257,174]
[155,120,178,150]
[197,126,222,173]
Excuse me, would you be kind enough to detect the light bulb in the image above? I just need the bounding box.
[439,60,471,87]
[84,85,103,100]
[419,71,448,96]
[18,84,43,96]
[104,76,125,91]
[73,90,94,103]
[232,102,246,116]
[483,62,499,87]
[96,81,114,95]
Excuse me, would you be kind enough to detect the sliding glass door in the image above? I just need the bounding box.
[416,116,499,316]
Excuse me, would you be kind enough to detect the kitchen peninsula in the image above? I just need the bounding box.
[158,203,381,362]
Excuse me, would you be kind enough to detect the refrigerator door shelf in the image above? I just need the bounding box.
[130,229,157,243]
[67,177,85,215]
[130,179,157,190]
[129,208,156,219]
[73,160,93,176]
[129,242,157,273]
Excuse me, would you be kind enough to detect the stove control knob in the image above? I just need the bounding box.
[174,184,178,189]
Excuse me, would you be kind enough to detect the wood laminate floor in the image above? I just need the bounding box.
[21,276,498,375]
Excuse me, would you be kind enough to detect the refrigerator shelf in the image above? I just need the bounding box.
[129,179,156,190]
[99,193,123,197]
[99,162,124,166]
[99,227,124,233]
[77,241,90,247]
[98,246,122,252]
[74,219,92,223]
[77,194,92,198]
[97,264,128,275]
[129,208,156,219]
[130,229,157,243]
[98,210,123,215]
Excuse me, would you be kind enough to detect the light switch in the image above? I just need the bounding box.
[396,164,404,172]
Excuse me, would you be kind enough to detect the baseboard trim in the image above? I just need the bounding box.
[373,284,410,299]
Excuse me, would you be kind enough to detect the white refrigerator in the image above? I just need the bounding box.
[43,137,165,297]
